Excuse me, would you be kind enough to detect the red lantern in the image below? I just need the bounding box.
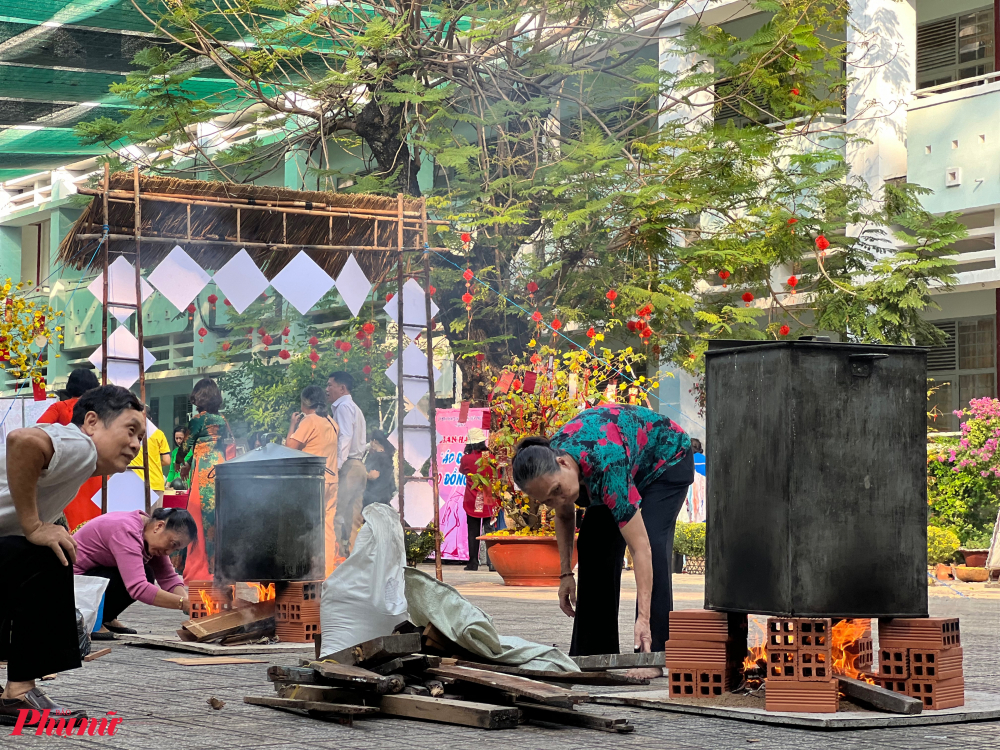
[463,268,474,281]
[207,294,218,305]
[779,325,791,336]
[718,270,730,287]
[278,349,291,360]
[198,327,208,337]
[511,378,522,391]
[531,311,542,323]
[530,353,541,365]
[221,341,231,352]
[384,351,394,361]
[605,290,617,302]
[476,353,485,362]
[386,292,394,302]
[282,327,290,337]
[258,327,267,335]
[787,275,798,288]
[641,327,653,338]
[551,318,562,330]
[742,291,754,307]
[787,217,798,225]
[354,330,365,340]
[461,232,472,243]
[342,342,352,352]
[527,281,539,294]
[187,303,196,314]
[334,341,343,351]
[627,320,637,332]
[362,339,372,349]
[815,235,830,251]
[223,298,231,306]
[308,336,319,346]
[362,365,372,375]
[790,87,800,96]
[309,349,320,363]
[428,285,436,295]
[462,293,473,304]
[586,327,596,338]
[261,334,273,347]
[363,322,375,334]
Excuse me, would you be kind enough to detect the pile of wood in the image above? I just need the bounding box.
[177,601,276,646]
[245,629,645,731]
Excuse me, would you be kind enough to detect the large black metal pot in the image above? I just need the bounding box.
[214,443,326,582]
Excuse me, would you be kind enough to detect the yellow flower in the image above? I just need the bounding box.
[528,339,536,347]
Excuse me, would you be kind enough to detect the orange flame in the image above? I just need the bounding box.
[742,618,768,675]
[248,582,276,602]
[831,619,874,683]
[199,589,221,616]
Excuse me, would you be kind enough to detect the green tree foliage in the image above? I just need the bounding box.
[83,0,965,391]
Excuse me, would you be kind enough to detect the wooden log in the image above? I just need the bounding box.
[244,696,379,724]
[571,653,665,672]
[516,702,634,733]
[321,634,422,667]
[444,659,649,686]
[182,601,276,643]
[176,628,197,642]
[427,666,589,706]
[378,694,520,729]
[308,661,396,694]
[837,677,922,715]
[275,684,366,705]
[403,685,431,696]
[384,674,406,694]
[268,665,322,685]
[424,680,445,697]
[83,648,111,662]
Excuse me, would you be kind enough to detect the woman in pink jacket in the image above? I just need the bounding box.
[73,508,195,639]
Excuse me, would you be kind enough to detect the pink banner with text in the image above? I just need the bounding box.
[435,407,490,560]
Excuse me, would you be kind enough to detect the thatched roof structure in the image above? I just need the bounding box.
[58,174,427,284]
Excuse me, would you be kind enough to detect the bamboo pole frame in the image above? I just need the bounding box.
[101,164,110,514]
[134,166,151,514]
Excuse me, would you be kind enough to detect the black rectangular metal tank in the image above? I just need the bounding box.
[214,443,326,582]
[704,339,928,618]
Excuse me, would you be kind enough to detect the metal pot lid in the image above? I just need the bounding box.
[218,442,327,466]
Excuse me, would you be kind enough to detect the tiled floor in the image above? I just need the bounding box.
[6,567,999,749]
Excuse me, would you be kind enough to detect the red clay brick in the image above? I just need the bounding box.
[908,676,964,710]
[765,680,838,713]
[878,618,960,649]
[909,648,963,682]
[879,648,909,679]
[798,650,832,681]
[766,650,799,680]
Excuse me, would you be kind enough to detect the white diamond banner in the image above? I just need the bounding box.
[388,408,433,471]
[87,257,154,323]
[91,470,147,514]
[88,326,156,389]
[385,342,441,405]
[147,246,211,311]
[389,472,434,528]
[335,254,372,317]
[270,252,335,314]
[383,278,439,340]
[211,249,269,313]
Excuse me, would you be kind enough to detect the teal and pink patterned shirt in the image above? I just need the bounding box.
[549,404,690,526]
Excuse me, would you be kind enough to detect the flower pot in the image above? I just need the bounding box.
[934,563,955,581]
[954,565,989,583]
[479,535,577,586]
[959,549,989,568]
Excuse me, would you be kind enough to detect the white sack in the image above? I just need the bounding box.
[319,503,409,656]
[74,575,111,633]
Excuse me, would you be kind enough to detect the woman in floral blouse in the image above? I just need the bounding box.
[513,404,692,676]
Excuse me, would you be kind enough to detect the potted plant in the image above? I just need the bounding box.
[674,521,706,574]
[481,344,646,585]
[927,525,960,580]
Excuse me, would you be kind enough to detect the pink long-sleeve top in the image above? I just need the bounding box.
[73,510,184,605]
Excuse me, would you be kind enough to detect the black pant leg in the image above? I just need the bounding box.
[0,536,82,681]
[637,451,695,650]
[86,564,154,623]
[570,504,627,657]
[466,515,481,567]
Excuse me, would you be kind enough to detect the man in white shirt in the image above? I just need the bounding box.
[326,371,367,555]
[0,385,144,726]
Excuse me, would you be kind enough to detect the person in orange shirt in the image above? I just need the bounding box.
[285,385,339,575]
[36,368,102,530]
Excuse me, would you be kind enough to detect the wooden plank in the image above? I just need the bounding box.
[402,685,430,696]
[378,694,520,729]
[163,657,269,666]
[308,661,396,693]
[83,648,111,662]
[321,634,422,667]
[244,696,379,724]
[182,601,276,643]
[269,665,323,685]
[516,702,634,733]
[838,677,922,715]
[571,653,665,671]
[370,654,441,675]
[447,660,649,686]
[427,666,589,705]
[275,684,366,705]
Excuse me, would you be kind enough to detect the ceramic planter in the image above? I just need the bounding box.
[479,535,577,586]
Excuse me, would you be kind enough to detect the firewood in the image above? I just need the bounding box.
[424,680,445,697]
[181,601,276,643]
[515,701,633,733]
[427,666,589,706]
[275,684,366,704]
[244,695,379,724]
[378,694,520,729]
[321,634,422,667]
[83,648,112,662]
[570,652,665,671]
[402,685,430,696]
[370,654,441,675]
[837,677,922,715]
[447,660,649,686]
[384,674,406,694]
[307,661,397,694]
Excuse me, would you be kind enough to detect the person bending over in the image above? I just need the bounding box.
[0,385,144,724]
[74,508,195,639]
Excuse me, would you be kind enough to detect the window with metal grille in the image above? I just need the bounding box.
[927,318,996,431]
[917,8,995,88]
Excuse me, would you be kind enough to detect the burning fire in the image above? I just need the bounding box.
[248,582,276,602]
[831,619,874,683]
[199,589,221,616]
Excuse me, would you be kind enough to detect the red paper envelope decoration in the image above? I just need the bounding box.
[458,400,470,423]
[522,371,538,394]
[497,371,515,393]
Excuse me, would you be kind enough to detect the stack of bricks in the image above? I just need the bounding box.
[274,581,322,643]
[875,618,964,710]
[844,624,874,678]
[764,617,838,713]
[188,581,241,620]
[665,609,747,698]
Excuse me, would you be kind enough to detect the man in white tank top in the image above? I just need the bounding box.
[0,385,145,726]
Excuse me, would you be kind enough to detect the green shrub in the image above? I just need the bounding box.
[927,526,961,565]
[674,522,706,558]
[405,528,437,567]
